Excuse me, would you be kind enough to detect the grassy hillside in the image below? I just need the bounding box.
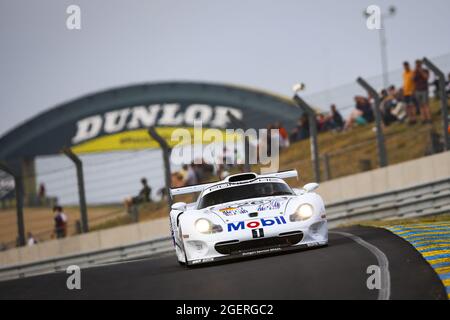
[272,112,438,185]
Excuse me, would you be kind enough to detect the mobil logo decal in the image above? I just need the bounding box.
[227,216,287,232]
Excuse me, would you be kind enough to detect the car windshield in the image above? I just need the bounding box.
[198,182,294,209]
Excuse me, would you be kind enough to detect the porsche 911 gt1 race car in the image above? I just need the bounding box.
[169,170,328,266]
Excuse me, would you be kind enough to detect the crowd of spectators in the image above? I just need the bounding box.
[291,60,450,143]
[171,162,218,188]
[172,163,215,187]
[290,103,346,143]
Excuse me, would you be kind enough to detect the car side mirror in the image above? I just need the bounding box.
[303,183,319,193]
[171,202,186,211]
[293,188,305,196]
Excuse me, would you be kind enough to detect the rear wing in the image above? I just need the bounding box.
[170,182,217,197]
[260,169,298,181]
[169,169,298,197]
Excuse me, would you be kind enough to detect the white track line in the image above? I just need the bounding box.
[331,231,391,300]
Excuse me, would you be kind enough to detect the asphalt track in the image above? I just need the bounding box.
[0,226,446,300]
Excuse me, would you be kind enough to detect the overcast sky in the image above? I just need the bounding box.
[1,0,450,136]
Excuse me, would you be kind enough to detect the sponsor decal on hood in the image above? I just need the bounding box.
[218,207,249,217]
[211,197,290,218]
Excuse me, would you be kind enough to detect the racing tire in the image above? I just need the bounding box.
[178,226,189,268]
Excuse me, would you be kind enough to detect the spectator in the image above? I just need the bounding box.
[274,121,290,148]
[124,178,152,211]
[414,60,431,124]
[380,87,398,126]
[179,165,189,184]
[171,172,185,188]
[380,88,388,101]
[431,76,440,100]
[192,162,211,182]
[316,114,328,132]
[358,96,374,123]
[137,178,152,202]
[186,164,198,186]
[431,72,448,99]
[345,96,373,129]
[388,84,397,98]
[38,183,46,205]
[290,115,310,142]
[27,232,37,246]
[328,104,344,131]
[53,206,68,239]
[403,61,417,124]
[299,115,310,139]
[435,72,450,98]
[391,87,407,122]
[199,161,214,178]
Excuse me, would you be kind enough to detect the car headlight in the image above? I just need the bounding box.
[194,218,223,234]
[291,204,314,221]
[195,218,212,233]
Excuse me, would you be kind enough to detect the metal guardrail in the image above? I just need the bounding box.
[1,178,449,281]
[0,237,173,282]
[326,178,450,228]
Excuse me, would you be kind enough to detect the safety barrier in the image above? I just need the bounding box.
[0,237,173,282]
[326,178,450,228]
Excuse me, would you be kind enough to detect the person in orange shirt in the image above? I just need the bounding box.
[403,61,417,124]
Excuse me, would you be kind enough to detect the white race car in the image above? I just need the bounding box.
[169,170,328,266]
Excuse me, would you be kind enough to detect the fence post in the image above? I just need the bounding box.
[148,127,173,211]
[62,148,89,233]
[0,162,26,246]
[357,77,388,167]
[130,205,139,223]
[226,111,251,172]
[292,94,321,182]
[322,154,331,181]
[422,57,450,151]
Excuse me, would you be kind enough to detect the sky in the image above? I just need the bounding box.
[1,0,450,136]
